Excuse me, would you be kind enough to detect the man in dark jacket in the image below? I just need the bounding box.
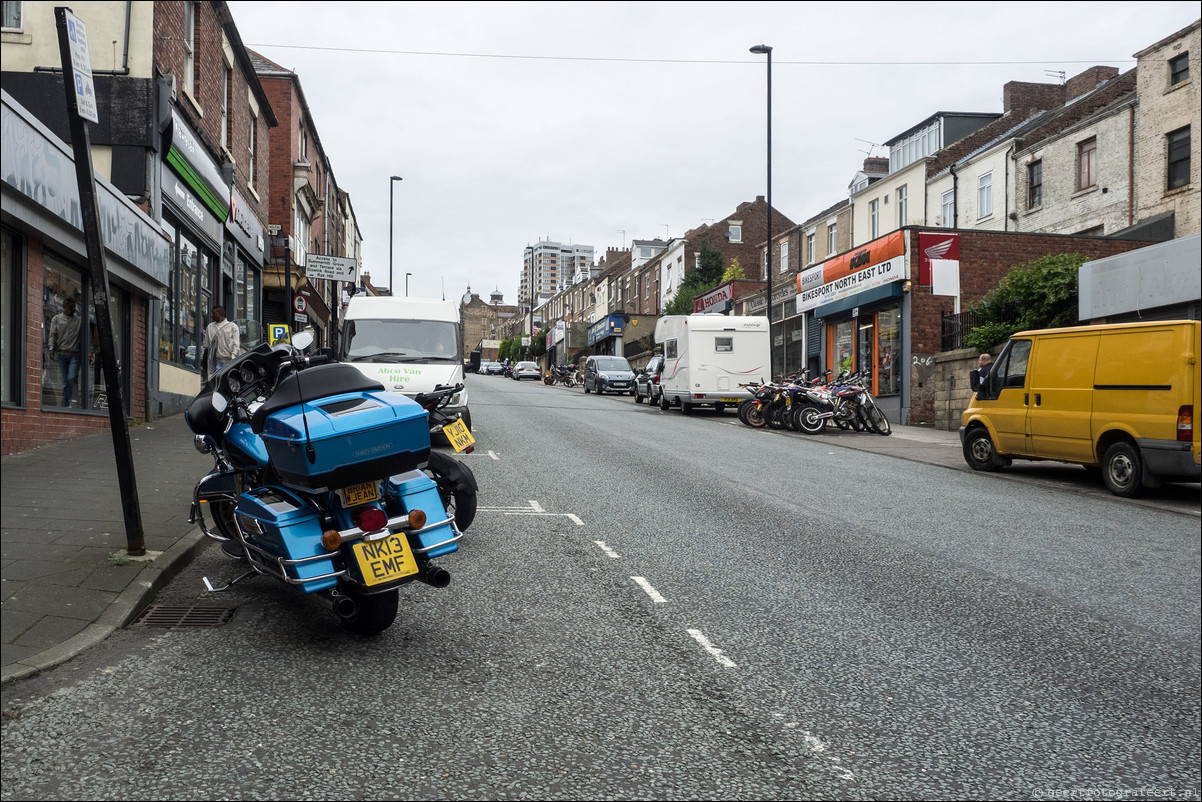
[970,353,993,393]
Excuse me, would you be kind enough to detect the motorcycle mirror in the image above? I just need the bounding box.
[292,331,315,351]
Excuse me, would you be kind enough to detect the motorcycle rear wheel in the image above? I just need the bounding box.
[866,404,891,435]
[426,451,478,532]
[766,403,787,429]
[337,582,399,636]
[737,399,755,426]
[794,403,827,434]
[745,402,767,428]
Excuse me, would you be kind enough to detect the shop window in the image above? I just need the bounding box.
[833,320,854,376]
[857,318,874,384]
[2,228,23,404]
[876,307,901,397]
[42,257,86,409]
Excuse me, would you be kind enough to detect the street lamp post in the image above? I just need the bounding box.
[405,272,412,297]
[750,44,773,377]
[388,175,402,292]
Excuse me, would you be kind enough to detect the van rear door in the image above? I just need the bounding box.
[1027,332,1100,463]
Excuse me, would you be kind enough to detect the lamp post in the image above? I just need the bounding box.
[750,43,773,377]
[405,272,412,297]
[388,175,402,292]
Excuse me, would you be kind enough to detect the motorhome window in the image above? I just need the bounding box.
[344,319,459,361]
[714,337,733,353]
[665,340,678,359]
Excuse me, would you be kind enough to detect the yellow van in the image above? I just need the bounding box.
[960,320,1200,497]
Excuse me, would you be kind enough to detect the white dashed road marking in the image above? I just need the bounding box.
[631,576,668,603]
[686,629,737,668]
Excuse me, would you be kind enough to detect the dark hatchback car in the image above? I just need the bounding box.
[582,355,635,395]
[633,355,664,405]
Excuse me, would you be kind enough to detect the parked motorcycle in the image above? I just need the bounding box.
[185,332,471,635]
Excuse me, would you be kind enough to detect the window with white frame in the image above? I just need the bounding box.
[780,240,788,272]
[728,224,742,243]
[827,225,837,255]
[221,62,232,151]
[806,233,815,265]
[183,2,197,94]
[897,186,908,228]
[2,1,23,30]
[870,199,880,239]
[941,190,955,227]
[977,172,993,218]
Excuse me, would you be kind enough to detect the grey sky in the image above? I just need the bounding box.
[226,1,1200,304]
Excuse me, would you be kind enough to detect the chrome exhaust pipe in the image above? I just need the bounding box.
[314,589,359,620]
[416,563,451,589]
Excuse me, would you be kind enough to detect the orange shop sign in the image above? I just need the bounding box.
[796,231,907,312]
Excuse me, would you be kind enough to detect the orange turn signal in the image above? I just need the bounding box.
[407,509,427,530]
[321,529,342,551]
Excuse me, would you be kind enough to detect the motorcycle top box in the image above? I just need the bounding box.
[257,365,431,492]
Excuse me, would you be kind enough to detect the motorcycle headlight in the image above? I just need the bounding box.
[193,434,213,454]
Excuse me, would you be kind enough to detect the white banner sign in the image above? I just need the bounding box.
[305,254,357,281]
[64,11,98,123]
[797,255,905,312]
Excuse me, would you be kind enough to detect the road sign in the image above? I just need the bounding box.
[64,11,98,123]
[293,295,307,314]
[269,324,291,345]
[294,313,308,324]
[305,254,357,282]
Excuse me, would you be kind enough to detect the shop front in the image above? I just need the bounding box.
[798,231,908,421]
[157,109,231,414]
[224,189,265,347]
[1,92,169,453]
[587,314,625,357]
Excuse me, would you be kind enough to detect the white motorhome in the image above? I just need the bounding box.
[654,314,771,414]
[341,296,471,429]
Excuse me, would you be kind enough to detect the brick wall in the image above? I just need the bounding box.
[904,228,1153,425]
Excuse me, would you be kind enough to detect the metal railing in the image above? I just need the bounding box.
[941,309,981,352]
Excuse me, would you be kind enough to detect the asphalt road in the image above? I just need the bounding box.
[2,374,1199,801]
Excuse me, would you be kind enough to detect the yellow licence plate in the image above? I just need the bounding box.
[720,397,743,403]
[443,417,475,452]
[340,481,380,507]
[353,533,419,587]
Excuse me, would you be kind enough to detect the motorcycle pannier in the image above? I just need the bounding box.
[260,391,431,491]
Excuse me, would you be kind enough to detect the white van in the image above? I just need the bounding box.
[654,314,771,414]
[341,296,471,430]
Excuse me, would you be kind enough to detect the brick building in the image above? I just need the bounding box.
[1,0,276,452]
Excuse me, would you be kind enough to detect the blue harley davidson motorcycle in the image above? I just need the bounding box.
[185,332,473,635]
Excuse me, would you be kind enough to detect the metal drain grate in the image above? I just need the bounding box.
[134,605,237,628]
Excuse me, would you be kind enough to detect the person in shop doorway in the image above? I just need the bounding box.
[48,297,82,407]
[203,305,241,375]
[970,352,993,393]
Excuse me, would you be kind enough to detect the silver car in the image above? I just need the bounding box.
[582,355,635,396]
[513,361,541,380]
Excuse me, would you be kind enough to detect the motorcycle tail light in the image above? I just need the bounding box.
[352,505,388,532]
[407,509,427,530]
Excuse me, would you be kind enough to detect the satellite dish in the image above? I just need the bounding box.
[461,290,473,305]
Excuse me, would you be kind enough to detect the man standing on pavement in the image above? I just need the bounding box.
[203,305,241,375]
[47,297,82,407]
[970,352,993,393]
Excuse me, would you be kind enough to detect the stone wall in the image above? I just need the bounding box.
[930,347,995,431]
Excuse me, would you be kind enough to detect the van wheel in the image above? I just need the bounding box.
[659,394,671,411]
[963,428,1002,472]
[1102,441,1143,498]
